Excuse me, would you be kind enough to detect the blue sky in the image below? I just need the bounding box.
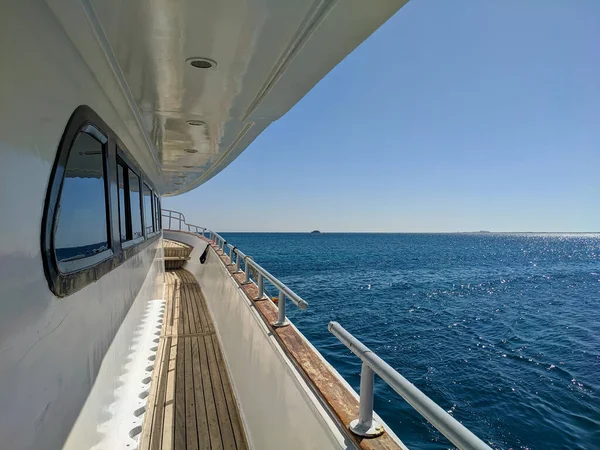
[165,0,600,232]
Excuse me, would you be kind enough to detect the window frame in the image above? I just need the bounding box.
[55,125,113,273]
[142,181,155,237]
[153,193,161,232]
[116,157,132,243]
[122,164,145,247]
[41,106,162,297]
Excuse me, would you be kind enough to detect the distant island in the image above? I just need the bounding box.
[310,230,321,234]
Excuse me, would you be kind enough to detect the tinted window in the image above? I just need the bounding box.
[54,132,109,270]
[153,193,160,231]
[143,183,154,235]
[128,170,143,239]
[117,161,129,241]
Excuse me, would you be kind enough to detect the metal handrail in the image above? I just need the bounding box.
[161,209,308,327]
[328,322,492,450]
[162,209,208,236]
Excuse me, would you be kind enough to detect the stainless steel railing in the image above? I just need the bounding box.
[162,209,308,327]
[328,322,492,450]
[162,209,208,236]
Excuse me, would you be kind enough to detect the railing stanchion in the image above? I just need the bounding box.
[328,322,492,450]
[350,363,383,437]
[235,251,241,273]
[273,290,289,327]
[257,274,264,299]
[243,257,253,284]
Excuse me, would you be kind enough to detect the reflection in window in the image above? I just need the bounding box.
[128,170,143,239]
[117,161,129,241]
[153,193,160,231]
[143,183,154,235]
[54,132,109,269]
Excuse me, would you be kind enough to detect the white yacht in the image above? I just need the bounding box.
[0,1,492,449]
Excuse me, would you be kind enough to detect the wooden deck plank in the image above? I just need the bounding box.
[191,337,211,449]
[161,336,177,450]
[138,324,168,450]
[183,285,199,450]
[211,334,249,450]
[163,275,172,339]
[187,284,212,449]
[197,319,223,449]
[205,334,237,450]
[174,279,187,450]
[192,287,212,334]
[150,337,171,450]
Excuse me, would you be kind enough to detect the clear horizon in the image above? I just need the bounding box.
[165,0,600,233]
[219,231,600,234]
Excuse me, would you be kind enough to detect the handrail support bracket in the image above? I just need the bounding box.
[272,290,289,328]
[349,362,384,437]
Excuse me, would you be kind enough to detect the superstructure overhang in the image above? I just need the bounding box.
[49,0,408,196]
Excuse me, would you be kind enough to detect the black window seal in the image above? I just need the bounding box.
[124,162,145,241]
[41,105,161,298]
[116,156,133,242]
[142,181,153,237]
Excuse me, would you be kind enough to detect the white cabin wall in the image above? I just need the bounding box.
[0,1,164,449]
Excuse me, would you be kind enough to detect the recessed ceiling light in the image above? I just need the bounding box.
[186,120,205,127]
[183,165,194,168]
[177,173,186,178]
[186,57,217,70]
[174,181,182,185]
[184,148,198,154]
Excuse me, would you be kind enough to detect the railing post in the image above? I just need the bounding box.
[243,257,253,284]
[350,363,384,437]
[235,252,241,273]
[257,274,264,299]
[168,214,172,230]
[272,290,289,327]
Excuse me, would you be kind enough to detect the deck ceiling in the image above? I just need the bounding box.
[89,0,408,196]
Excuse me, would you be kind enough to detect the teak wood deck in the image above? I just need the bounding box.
[139,268,249,450]
[163,239,193,270]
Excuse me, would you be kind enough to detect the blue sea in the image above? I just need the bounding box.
[220,232,600,449]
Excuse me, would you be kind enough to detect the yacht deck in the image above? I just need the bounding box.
[139,268,249,450]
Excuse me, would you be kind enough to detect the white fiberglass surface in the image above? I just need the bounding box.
[86,0,407,195]
[63,282,166,450]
